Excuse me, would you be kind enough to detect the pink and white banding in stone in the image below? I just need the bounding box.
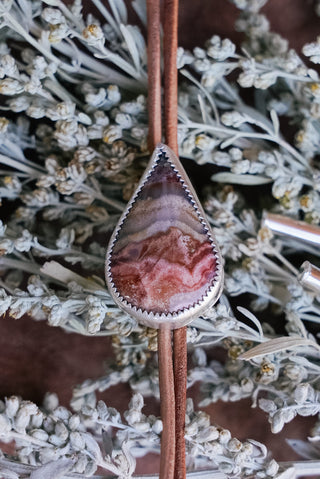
[109,152,217,314]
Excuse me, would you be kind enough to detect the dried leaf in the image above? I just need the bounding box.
[274,467,296,479]
[120,24,141,71]
[102,430,113,456]
[109,0,127,24]
[270,109,280,136]
[239,337,320,360]
[82,433,103,461]
[29,459,73,479]
[237,306,263,339]
[287,439,320,460]
[132,0,147,25]
[40,261,105,293]
[0,468,19,479]
[211,172,272,185]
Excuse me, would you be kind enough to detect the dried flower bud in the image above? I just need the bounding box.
[207,36,236,61]
[271,410,285,434]
[53,406,71,423]
[285,363,307,382]
[48,304,64,326]
[69,431,86,450]
[14,402,39,433]
[43,416,55,434]
[5,396,20,419]
[221,111,248,128]
[218,428,231,444]
[46,101,75,121]
[8,96,30,112]
[0,238,14,255]
[39,446,60,463]
[49,433,66,447]
[0,117,9,134]
[240,378,254,393]
[42,7,65,25]
[14,230,33,252]
[55,421,69,441]
[82,24,104,46]
[86,304,105,334]
[27,104,46,119]
[241,442,253,455]
[115,112,134,129]
[238,70,256,88]
[227,437,242,452]
[0,78,23,95]
[69,414,81,431]
[266,459,279,476]
[185,420,199,436]
[133,421,151,433]
[49,23,69,43]
[152,419,163,434]
[294,383,311,404]
[197,426,219,442]
[303,38,320,64]
[0,413,12,434]
[30,428,49,441]
[103,125,123,144]
[30,410,44,428]
[73,453,88,473]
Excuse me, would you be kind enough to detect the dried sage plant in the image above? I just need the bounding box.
[0,0,320,477]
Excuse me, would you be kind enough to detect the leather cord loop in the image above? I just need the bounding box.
[146,0,187,477]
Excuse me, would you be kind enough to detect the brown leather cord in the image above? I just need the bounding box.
[158,328,176,479]
[147,2,176,479]
[163,1,187,477]
[163,0,179,154]
[173,327,187,479]
[147,0,162,149]
[147,0,187,477]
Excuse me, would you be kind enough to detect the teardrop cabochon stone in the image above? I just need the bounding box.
[105,144,224,329]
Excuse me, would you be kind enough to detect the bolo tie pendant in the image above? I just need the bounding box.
[105,143,223,329]
[105,0,223,476]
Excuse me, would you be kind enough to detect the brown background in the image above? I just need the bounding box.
[1,0,319,475]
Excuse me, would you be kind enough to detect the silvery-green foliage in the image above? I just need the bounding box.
[0,393,139,477]
[0,393,290,479]
[0,0,320,477]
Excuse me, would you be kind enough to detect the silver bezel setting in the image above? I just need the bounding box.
[105,143,224,329]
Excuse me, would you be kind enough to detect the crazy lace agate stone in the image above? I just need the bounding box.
[106,145,221,327]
